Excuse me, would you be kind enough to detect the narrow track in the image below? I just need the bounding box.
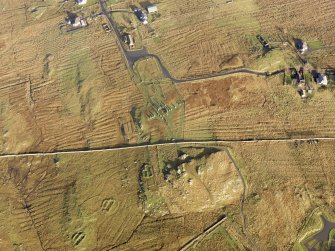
[178,216,227,251]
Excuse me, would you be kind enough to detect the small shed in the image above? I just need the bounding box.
[301,42,308,53]
[147,5,158,14]
[124,34,135,49]
[128,34,135,49]
[76,0,87,5]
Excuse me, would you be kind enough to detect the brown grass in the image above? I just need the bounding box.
[0,145,238,250]
[177,74,335,141]
[229,140,335,250]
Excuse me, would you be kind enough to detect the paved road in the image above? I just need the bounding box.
[303,215,335,250]
[98,0,285,83]
[0,137,332,159]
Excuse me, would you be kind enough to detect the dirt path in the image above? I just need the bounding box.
[225,149,247,233]
[178,216,227,251]
[225,148,261,250]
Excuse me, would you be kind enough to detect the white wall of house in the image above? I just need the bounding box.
[77,0,87,5]
[147,5,158,13]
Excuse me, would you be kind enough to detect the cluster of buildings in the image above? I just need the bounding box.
[63,0,89,30]
[289,38,333,98]
[66,14,87,28]
[134,4,158,25]
[68,17,87,28]
[289,67,330,98]
[124,4,158,48]
[290,67,313,98]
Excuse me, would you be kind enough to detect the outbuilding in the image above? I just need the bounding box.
[296,39,308,53]
[80,18,87,27]
[76,0,87,5]
[147,5,158,14]
[134,8,148,24]
[317,75,328,86]
[124,34,135,49]
[67,15,87,28]
[128,34,135,49]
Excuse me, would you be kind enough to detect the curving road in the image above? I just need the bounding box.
[139,54,285,83]
[98,0,285,84]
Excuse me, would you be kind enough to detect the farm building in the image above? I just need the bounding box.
[76,0,87,5]
[67,15,87,28]
[134,8,148,24]
[80,18,87,27]
[124,34,135,49]
[128,35,134,49]
[317,75,328,86]
[147,5,158,14]
[296,39,308,53]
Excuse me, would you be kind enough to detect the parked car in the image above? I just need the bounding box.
[102,23,111,32]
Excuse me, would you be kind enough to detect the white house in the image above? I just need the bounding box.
[76,0,87,5]
[68,16,87,28]
[301,42,308,53]
[127,34,135,49]
[147,5,158,14]
[296,39,308,53]
[80,18,88,27]
[73,17,82,27]
[317,75,328,86]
